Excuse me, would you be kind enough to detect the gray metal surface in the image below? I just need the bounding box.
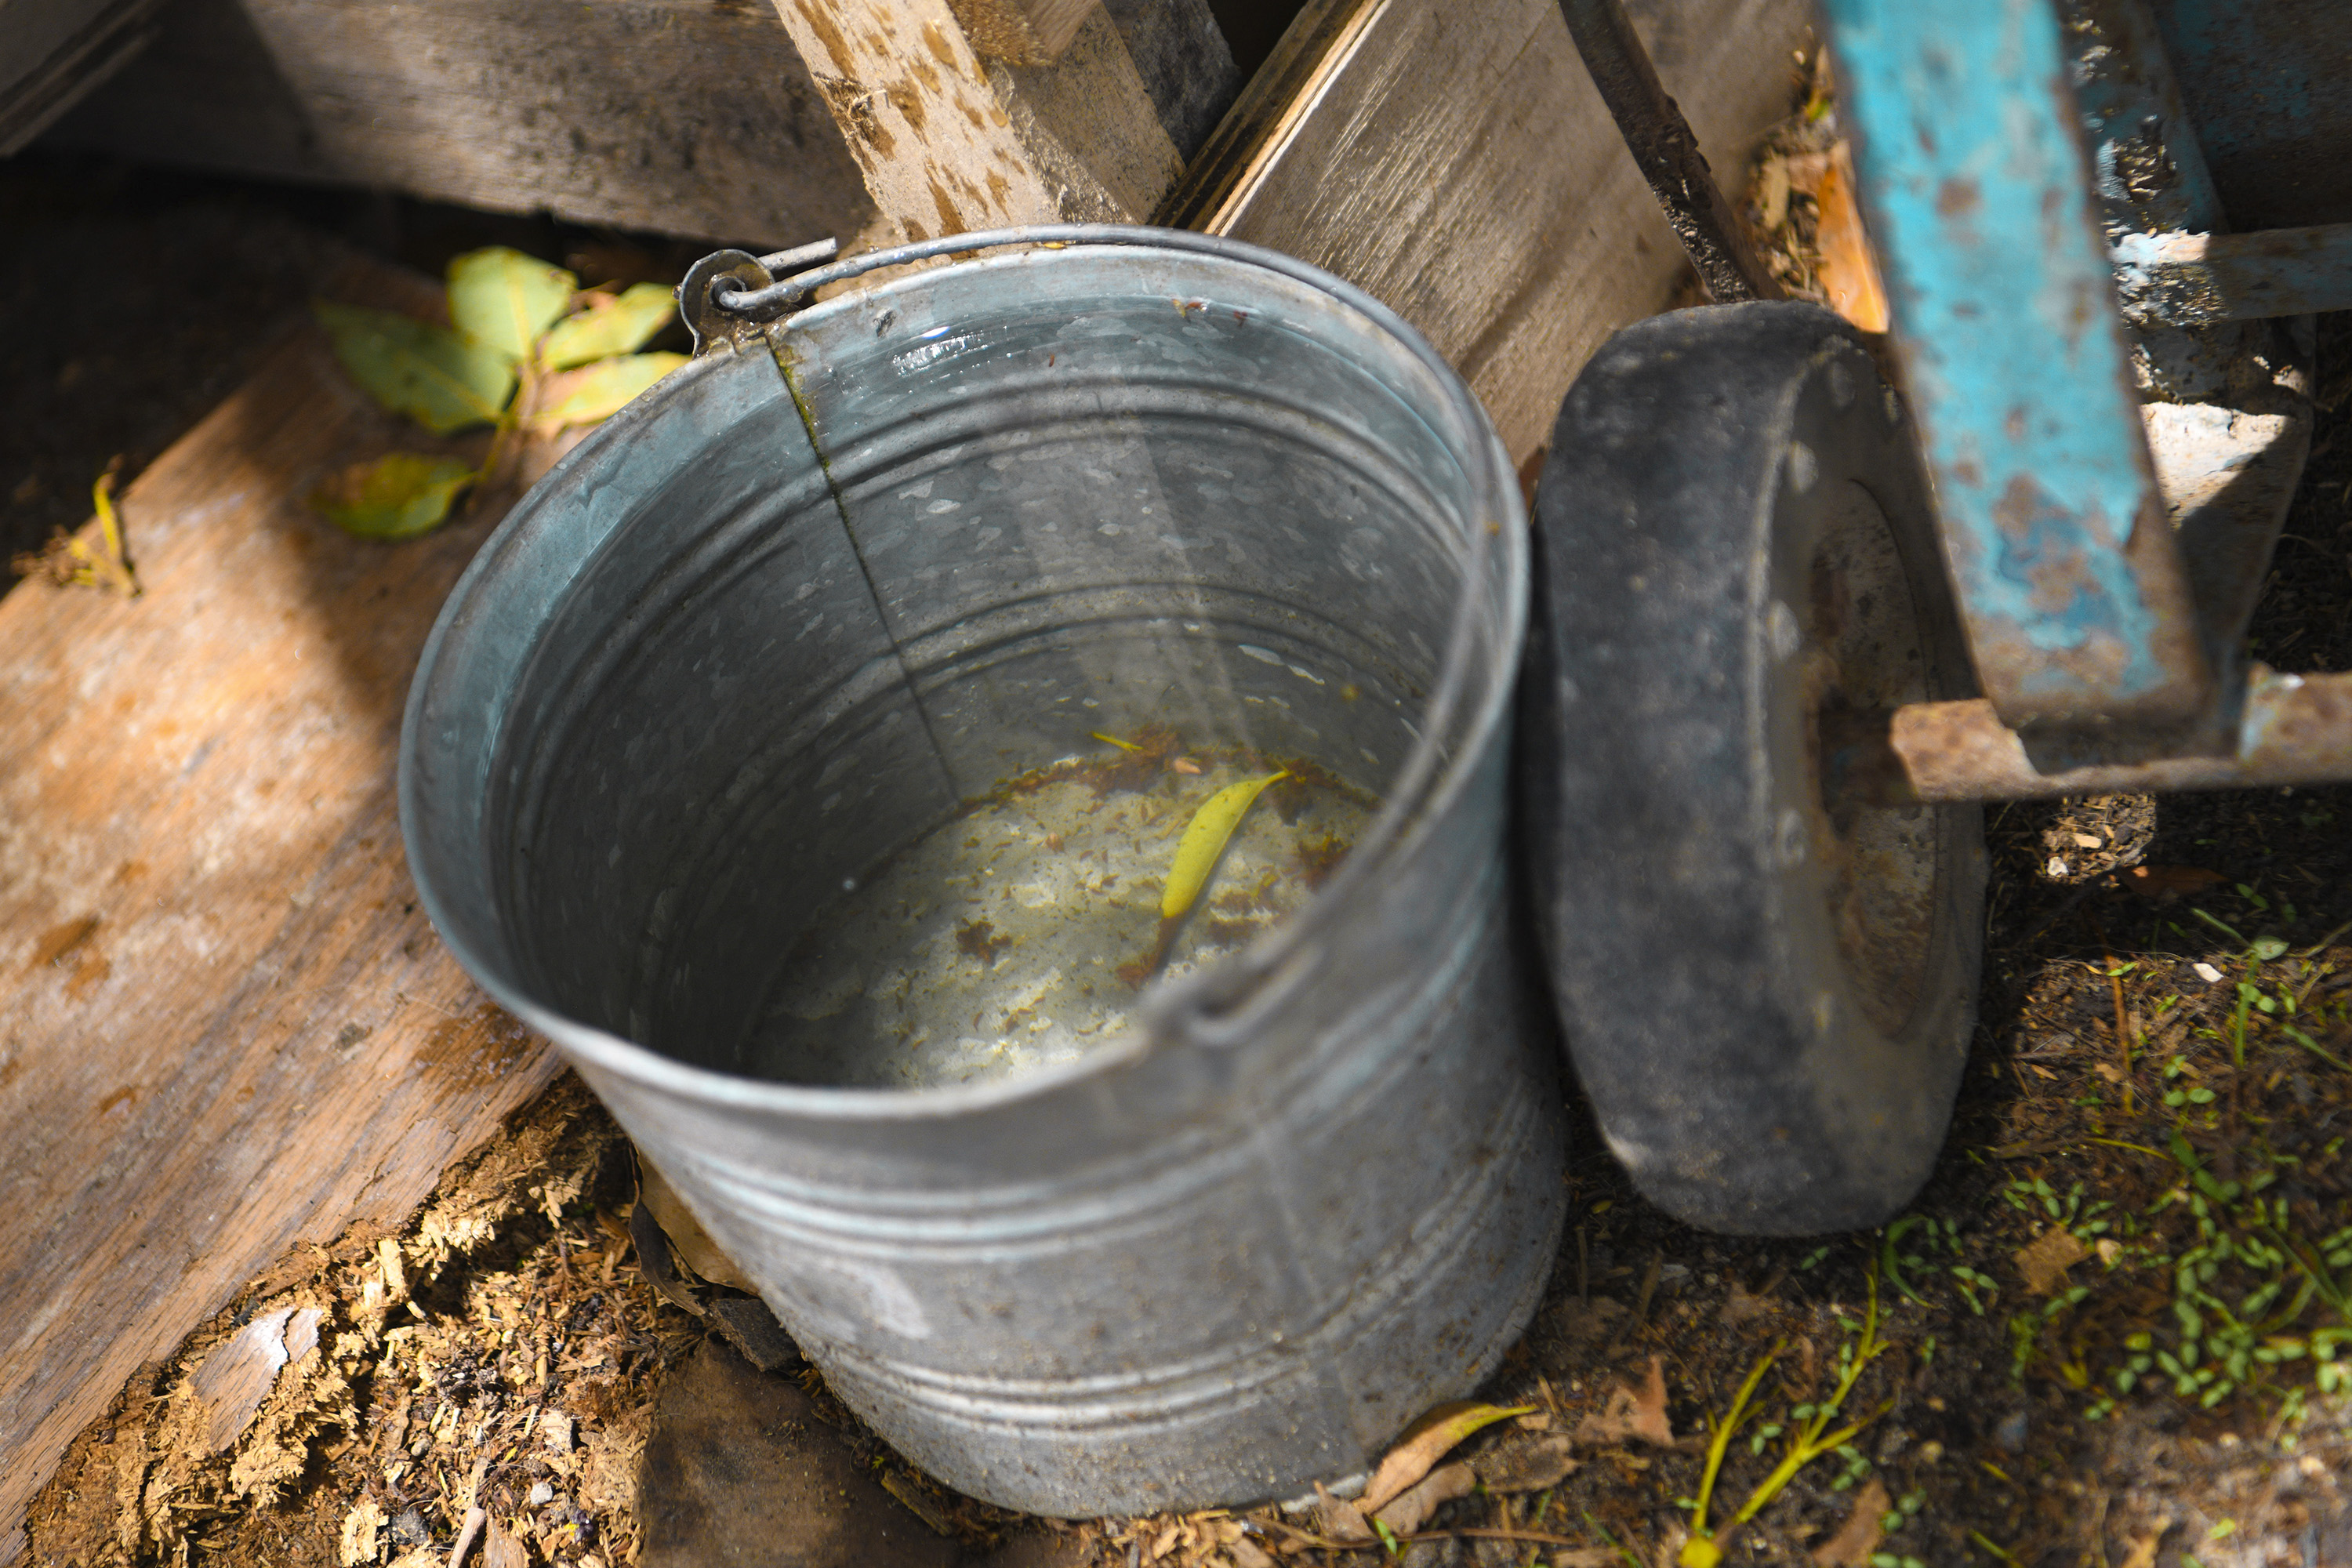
[401,230,1563,1515]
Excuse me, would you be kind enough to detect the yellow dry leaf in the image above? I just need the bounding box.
[1359,1400,1535,1515]
[447,246,577,362]
[16,466,141,596]
[537,281,677,370]
[1815,143,1889,332]
[529,353,689,430]
[1160,771,1287,920]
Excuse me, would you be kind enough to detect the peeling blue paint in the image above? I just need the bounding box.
[1824,0,2209,722]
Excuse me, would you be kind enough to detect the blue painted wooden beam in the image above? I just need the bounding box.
[1822,0,2215,731]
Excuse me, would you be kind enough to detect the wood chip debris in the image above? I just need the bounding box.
[24,1079,694,1567]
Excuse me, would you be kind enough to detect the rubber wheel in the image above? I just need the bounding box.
[1519,302,1987,1236]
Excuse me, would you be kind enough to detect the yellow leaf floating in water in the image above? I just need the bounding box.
[1160,771,1287,920]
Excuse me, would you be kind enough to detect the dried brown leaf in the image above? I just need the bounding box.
[1371,1460,1475,1536]
[1815,143,1889,332]
[2014,1228,2089,1295]
[1810,1478,1890,1566]
[2122,864,2228,899]
[1359,1400,1535,1512]
[1475,1431,1578,1493]
[1718,1281,1779,1329]
[1313,1482,1374,1543]
[1570,1355,1674,1448]
[1228,1538,1279,1568]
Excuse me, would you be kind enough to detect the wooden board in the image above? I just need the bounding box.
[42,0,877,247]
[1173,0,1815,466]
[764,0,1181,239]
[0,256,567,1562]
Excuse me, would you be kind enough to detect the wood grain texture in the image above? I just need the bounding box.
[45,0,875,247]
[945,0,1097,63]
[1182,0,1813,464]
[768,0,1177,241]
[0,260,566,1562]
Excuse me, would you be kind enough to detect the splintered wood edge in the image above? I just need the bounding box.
[1152,0,1388,232]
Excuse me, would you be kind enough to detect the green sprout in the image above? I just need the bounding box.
[1680,1268,1893,1566]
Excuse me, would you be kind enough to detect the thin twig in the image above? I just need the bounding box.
[1423,1526,1590,1547]
[2087,910,2135,1111]
[1604,1250,1663,1357]
[447,1508,487,1568]
[2296,919,2351,960]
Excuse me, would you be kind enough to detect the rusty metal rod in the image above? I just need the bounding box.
[1824,667,2352,804]
[1556,0,1782,303]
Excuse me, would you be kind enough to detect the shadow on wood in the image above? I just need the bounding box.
[0,252,571,1560]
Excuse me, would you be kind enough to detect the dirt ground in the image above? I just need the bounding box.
[9,101,2352,1568]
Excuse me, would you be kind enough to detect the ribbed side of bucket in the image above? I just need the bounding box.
[401,230,1564,1515]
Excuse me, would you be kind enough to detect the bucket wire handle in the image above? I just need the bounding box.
[693,224,1257,328]
[677,238,841,354]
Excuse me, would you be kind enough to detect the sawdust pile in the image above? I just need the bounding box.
[26,1079,696,1568]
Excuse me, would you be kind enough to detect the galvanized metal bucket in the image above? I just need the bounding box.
[400,227,1563,1515]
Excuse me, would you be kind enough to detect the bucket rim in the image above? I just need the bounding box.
[399,223,1528,1123]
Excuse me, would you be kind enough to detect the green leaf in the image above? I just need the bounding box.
[308,453,477,540]
[529,353,690,429]
[447,247,577,361]
[537,283,679,370]
[314,301,516,433]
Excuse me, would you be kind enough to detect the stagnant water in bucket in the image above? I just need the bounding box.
[742,731,1374,1089]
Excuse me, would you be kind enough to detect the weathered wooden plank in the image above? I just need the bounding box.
[1170,0,1813,465]
[765,0,1194,241]
[944,0,1099,62]
[0,258,566,1563]
[43,0,875,246]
